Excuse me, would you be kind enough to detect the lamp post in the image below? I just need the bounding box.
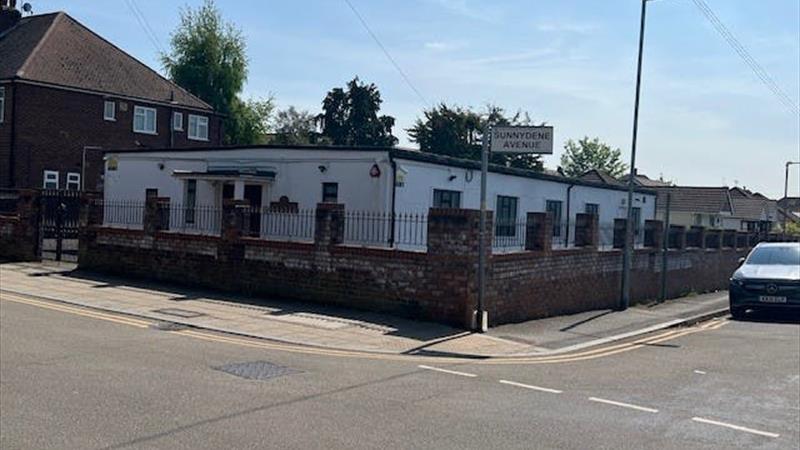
[621,0,653,311]
[785,161,800,234]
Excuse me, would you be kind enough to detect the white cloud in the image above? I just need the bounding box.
[536,22,599,34]
[423,41,459,51]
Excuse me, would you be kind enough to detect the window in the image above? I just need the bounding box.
[173,112,183,131]
[632,207,642,236]
[694,214,703,226]
[66,172,80,191]
[322,182,338,203]
[546,200,563,237]
[43,170,59,189]
[133,106,157,134]
[103,100,115,121]
[433,189,461,208]
[188,114,209,140]
[185,179,197,224]
[0,86,5,123]
[585,203,599,216]
[495,196,518,237]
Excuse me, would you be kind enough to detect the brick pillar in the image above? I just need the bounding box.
[427,208,491,328]
[525,212,552,252]
[144,196,170,235]
[705,229,722,249]
[79,191,103,227]
[12,189,41,261]
[721,230,735,248]
[668,225,686,249]
[613,218,628,249]
[314,203,345,246]
[644,220,663,248]
[574,213,598,248]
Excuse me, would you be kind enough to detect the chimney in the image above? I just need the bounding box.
[1,0,22,33]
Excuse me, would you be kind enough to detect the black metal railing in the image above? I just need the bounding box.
[343,211,428,250]
[102,200,146,229]
[164,203,222,236]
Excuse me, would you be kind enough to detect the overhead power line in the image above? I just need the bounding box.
[691,0,799,116]
[342,0,430,107]
[125,0,164,55]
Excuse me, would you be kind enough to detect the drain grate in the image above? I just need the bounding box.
[152,308,206,318]
[213,361,299,380]
[149,321,188,331]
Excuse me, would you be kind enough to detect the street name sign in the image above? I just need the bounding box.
[490,126,554,154]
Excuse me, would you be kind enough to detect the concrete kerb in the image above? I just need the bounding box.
[0,287,731,359]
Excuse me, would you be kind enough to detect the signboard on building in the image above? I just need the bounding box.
[490,126,554,154]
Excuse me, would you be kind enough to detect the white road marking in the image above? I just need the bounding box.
[691,417,780,438]
[588,397,659,413]
[499,380,562,394]
[694,370,707,375]
[417,365,477,378]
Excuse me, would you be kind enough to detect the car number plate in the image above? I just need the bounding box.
[759,295,787,304]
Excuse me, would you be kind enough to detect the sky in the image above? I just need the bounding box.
[33,0,800,198]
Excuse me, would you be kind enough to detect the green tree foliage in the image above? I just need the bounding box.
[317,77,397,146]
[161,0,269,144]
[269,106,329,145]
[559,137,628,178]
[407,103,544,171]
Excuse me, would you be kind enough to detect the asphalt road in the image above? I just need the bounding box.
[1,296,798,450]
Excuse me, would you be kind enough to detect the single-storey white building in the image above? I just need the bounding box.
[102,145,657,250]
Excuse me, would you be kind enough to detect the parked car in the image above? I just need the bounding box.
[729,242,800,319]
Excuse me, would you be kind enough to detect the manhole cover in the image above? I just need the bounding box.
[213,361,299,380]
[152,308,206,318]
[149,321,188,331]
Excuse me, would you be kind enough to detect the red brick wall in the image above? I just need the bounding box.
[77,207,747,329]
[2,82,222,190]
[488,247,746,325]
[0,189,40,261]
[0,83,13,187]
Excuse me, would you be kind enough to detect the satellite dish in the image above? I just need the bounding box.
[21,2,32,14]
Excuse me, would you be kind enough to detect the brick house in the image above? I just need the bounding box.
[0,10,222,191]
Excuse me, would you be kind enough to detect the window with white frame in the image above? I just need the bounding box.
[43,170,59,189]
[103,100,115,121]
[133,106,157,134]
[188,114,209,140]
[0,86,5,123]
[66,172,81,191]
[173,112,183,131]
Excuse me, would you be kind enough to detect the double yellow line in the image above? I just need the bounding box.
[1,292,151,329]
[1,290,727,365]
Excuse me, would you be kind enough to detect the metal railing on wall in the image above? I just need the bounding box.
[343,211,428,251]
[102,200,145,230]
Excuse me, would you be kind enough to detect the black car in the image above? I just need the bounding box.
[729,242,800,319]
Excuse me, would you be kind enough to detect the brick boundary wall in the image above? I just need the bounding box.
[78,195,756,328]
[0,189,41,261]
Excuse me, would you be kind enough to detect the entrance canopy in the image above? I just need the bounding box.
[172,168,276,183]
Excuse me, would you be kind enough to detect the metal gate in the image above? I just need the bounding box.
[40,189,82,262]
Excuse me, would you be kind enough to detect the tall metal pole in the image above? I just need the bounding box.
[477,128,490,332]
[621,0,649,311]
[659,193,671,302]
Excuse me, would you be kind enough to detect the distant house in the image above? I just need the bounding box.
[619,171,672,188]
[652,186,778,233]
[779,197,800,217]
[0,9,222,191]
[578,169,623,186]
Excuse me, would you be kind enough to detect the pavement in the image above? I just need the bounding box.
[2,290,798,449]
[1,261,731,358]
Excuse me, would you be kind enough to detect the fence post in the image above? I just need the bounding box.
[525,212,553,252]
[314,203,345,247]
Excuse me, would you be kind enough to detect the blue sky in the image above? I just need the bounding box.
[36,0,800,198]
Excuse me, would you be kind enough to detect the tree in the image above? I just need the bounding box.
[559,137,628,178]
[317,77,397,146]
[269,106,329,145]
[161,0,269,144]
[407,103,544,171]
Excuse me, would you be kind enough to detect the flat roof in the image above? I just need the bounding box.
[106,143,656,195]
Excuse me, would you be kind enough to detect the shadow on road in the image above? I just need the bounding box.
[733,309,800,325]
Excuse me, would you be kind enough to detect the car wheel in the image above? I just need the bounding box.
[730,306,747,320]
